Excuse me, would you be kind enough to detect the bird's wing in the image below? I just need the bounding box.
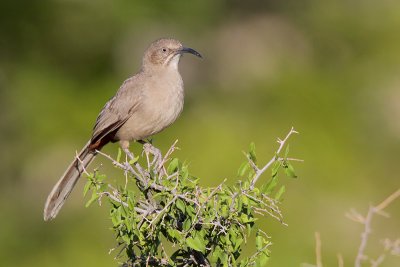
[90,77,143,145]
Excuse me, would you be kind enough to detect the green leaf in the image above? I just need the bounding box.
[237,162,249,177]
[221,205,229,218]
[167,228,182,240]
[271,161,281,178]
[239,258,249,267]
[83,180,92,197]
[124,218,132,231]
[284,162,297,178]
[263,176,279,194]
[229,227,238,243]
[241,195,249,206]
[175,198,186,213]
[127,191,135,210]
[218,234,226,245]
[256,252,269,267]
[247,223,252,236]
[111,213,118,226]
[256,235,262,250]
[240,213,256,223]
[85,191,98,207]
[186,205,195,219]
[122,234,130,244]
[120,205,127,217]
[284,144,290,158]
[116,148,122,163]
[129,155,139,165]
[183,219,191,231]
[275,185,285,200]
[168,158,179,174]
[186,235,206,253]
[181,165,189,180]
[234,237,243,250]
[96,174,107,181]
[210,246,223,263]
[99,183,108,192]
[249,142,257,163]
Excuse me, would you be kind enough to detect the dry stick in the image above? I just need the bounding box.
[370,254,385,267]
[95,150,131,171]
[98,191,128,207]
[337,253,344,267]
[250,127,298,189]
[75,151,90,176]
[157,139,179,174]
[315,232,323,267]
[354,188,400,267]
[354,205,374,267]
[95,149,144,180]
[374,188,400,212]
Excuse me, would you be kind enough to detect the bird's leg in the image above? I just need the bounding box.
[119,140,148,182]
[138,139,162,169]
[120,140,135,161]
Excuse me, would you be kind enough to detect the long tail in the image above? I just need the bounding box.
[44,141,96,221]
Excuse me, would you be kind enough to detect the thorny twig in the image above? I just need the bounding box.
[250,127,299,189]
[303,190,400,267]
[350,189,400,267]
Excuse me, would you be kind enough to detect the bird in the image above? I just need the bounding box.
[44,38,202,221]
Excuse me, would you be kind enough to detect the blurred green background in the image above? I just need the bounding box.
[1,0,399,266]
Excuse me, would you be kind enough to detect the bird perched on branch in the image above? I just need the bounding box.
[44,38,202,221]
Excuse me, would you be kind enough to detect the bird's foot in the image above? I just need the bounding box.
[122,148,135,161]
[142,142,162,169]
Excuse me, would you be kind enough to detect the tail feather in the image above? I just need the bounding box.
[44,141,96,221]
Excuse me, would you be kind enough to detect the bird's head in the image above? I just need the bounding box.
[142,38,202,71]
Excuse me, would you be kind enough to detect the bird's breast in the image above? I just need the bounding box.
[147,74,184,130]
[116,71,184,141]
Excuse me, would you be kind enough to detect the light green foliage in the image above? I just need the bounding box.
[84,139,298,266]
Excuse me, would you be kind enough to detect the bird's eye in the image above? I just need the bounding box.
[162,48,167,52]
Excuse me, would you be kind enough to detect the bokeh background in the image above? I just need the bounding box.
[1,0,399,266]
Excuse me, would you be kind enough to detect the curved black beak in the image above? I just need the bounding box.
[179,47,203,59]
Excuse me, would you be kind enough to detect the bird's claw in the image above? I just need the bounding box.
[143,143,162,168]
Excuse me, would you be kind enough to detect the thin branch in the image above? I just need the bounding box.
[250,127,298,189]
[374,188,400,212]
[95,149,126,169]
[98,191,128,207]
[315,232,323,267]
[278,157,304,162]
[370,254,385,267]
[354,205,373,267]
[337,253,344,267]
[75,151,90,176]
[157,139,179,173]
[354,188,400,267]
